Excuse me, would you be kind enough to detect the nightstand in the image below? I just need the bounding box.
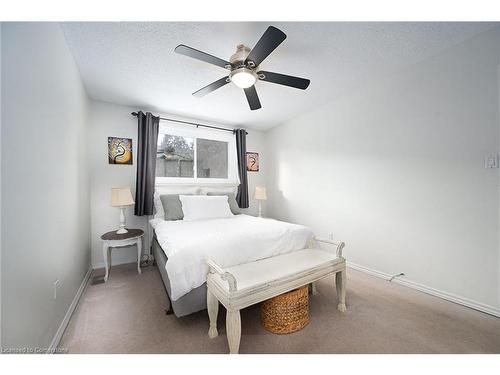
[101,229,144,282]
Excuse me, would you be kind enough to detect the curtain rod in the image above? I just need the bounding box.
[131,112,247,135]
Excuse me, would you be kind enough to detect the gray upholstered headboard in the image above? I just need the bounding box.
[153,183,238,220]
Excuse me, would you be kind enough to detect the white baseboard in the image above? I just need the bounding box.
[347,261,500,318]
[47,267,93,353]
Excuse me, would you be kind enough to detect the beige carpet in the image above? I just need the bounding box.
[59,263,500,354]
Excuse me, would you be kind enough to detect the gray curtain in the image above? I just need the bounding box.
[235,129,249,208]
[135,111,159,216]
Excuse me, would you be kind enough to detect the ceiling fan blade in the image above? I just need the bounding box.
[258,71,310,90]
[175,44,231,69]
[192,77,230,97]
[245,26,286,67]
[244,86,262,110]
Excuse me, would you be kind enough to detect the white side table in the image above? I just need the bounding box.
[101,229,144,282]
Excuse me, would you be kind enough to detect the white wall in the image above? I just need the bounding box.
[498,64,500,308]
[244,129,267,217]
[88,100,267,268]
[0,22,3,349]
[265,28,500,312]
[88,100,147,268]
[1,23,91,349]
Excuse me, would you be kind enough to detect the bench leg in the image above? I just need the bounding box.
[207,289,219,338]
[336,269,346,312]
[226,309,241,354]
[310,282,318,295]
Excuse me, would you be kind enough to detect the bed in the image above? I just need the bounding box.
[150,213,313,317]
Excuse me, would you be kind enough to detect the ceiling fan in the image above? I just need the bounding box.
[174,26,310,111]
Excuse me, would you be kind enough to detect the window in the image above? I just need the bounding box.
[156,134,194,178]
[196,138,228,179]
[155,121,238,184]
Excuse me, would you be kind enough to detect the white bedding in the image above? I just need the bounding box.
[154,214,313,301]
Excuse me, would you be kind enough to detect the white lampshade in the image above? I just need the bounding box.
[253,186,267,201]
[111,187,135,207]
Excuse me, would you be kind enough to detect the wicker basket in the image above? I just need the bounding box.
[261,286,310,334]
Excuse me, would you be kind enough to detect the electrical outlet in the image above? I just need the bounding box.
[328,232,334,240]
[53,279,59,300]
[484,154,498,169]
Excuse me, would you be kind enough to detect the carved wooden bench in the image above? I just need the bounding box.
[206,237,346,354]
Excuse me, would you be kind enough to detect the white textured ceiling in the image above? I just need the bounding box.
[61,22,498,130]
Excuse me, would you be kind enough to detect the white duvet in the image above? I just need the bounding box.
[154,214,313,301]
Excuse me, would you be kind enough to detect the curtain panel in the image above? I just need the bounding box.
[135,111,160,216]
[235,129,249,208]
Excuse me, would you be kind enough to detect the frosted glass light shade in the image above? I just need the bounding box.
[231,69,256,89]
[254,186,267,200]
[111,187,135,207]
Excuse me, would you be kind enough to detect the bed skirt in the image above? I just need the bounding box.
[152,235,207,317]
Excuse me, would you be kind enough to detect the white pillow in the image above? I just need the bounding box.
[179,195,234,222]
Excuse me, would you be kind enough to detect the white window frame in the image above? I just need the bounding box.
[155,121,239,186]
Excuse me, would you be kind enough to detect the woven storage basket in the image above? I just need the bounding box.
[261,286,309,334]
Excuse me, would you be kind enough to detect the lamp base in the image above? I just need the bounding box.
[116,207,128,234]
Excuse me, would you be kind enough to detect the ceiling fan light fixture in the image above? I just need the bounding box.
[230,67,256,89]
[175,26,310,110]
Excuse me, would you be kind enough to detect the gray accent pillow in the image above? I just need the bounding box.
[207,192,241,215]
[159,194,191,221]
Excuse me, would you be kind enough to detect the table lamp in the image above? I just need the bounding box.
[253,186,267,218]
[111,187,135,234]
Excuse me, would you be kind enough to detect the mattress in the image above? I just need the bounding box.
[154,214,313,301]
[152,236,207,317]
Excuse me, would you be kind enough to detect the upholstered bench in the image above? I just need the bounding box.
[205,237,346,354]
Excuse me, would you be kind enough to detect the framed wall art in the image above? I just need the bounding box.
[246,152,259,172]
[108,137,133,165]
